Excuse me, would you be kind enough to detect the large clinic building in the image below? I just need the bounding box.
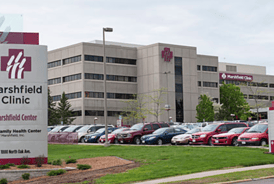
[47,40,274,125]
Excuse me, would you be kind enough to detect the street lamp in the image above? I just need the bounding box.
[103,27,113,147]
[164,71,171,123]
[94,117,98,125]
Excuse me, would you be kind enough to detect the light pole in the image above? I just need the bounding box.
[94,117,97,125]
[164,71,171,123]
[103,27,113,147]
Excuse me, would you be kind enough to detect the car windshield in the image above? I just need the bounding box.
[186,128,201,134]
[247,124,268,133]
[153,128,168,134]
[63,126,78,132]
[76,125,90,132]
[95,128,105,133]
[130,124,143,131]
[112,128,127,134]
[202,124,219,132]
[50,126,63,132]
[228,128,246,134]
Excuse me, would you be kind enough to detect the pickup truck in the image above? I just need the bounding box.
[117,122,169,144]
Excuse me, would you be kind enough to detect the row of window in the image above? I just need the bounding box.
[197,65,218,72]
[72,111,82,117]
[63,56,81,65]
[63,73,81,83]
[85,92,135,99]
[243,94,274,101]
[48,60,61,68]
[85,110,123,117]
[48,78,61,85]
[106,57,136,65]
[84,73,137,82]
[198,81,218,88]
[84,55,103,62]
[220,80,271,88]
[65,92,82,99]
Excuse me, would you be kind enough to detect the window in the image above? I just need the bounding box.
[52,95,61,101]
[175,128,182,132]
[48,60,61,68]
[203,82,218,88]
[63,55,81,65]
[160,123,169,128]
[270,84,274,88]
[202,66,217,72]
[166,128,174,133]
[175,66,182,75]
[48,77,61,85]
[227,124,238,131]
[63,74,81,83]
[84,55,103,62]
[84,73,104,80]
[85,110,104,116]
[271,96,274,101]
[198,81,201,87]
[218,125,227,132]
[212,98,218,103]
[257,83,268,88]
[85,92,104,98]
[197,65,201,71]
[144,125,152,131]
[65,92,82,99]
[175,84,183,92]
[174,57,182,66]
[152,124,160,130]
[237,124,247,128]
[107,111,123,116]
[71,111,82,117]
[106,57,136,65]
[243,94,247,99]
[107,93,135,99]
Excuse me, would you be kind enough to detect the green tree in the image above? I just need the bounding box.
[196,94,214,122]
[48,88,59,125]
[147,87,167,122]
[56,92,75,125]
[219,83,250,120]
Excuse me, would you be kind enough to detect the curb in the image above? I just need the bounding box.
[215,175,274,184]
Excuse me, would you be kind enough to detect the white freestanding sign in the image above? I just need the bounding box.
[268,107,274,153]
[0,44,47,164]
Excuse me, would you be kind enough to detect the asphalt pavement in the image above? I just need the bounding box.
[236,178,274,184]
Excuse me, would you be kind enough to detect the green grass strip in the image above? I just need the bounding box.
[48,144,274,184]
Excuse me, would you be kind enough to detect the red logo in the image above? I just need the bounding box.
[1,49,31,79]
[161,47,173,62]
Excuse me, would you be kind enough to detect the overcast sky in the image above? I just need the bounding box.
[1,0,273,74]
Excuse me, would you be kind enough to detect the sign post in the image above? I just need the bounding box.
[0,44,47,164]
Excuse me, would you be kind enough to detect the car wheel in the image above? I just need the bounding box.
[260,139,267,146]
[80,137,85,143]
[232,137,238,146]
[157,139,163,145]
[208,137,213,146]
[114,139,119,144]
[134,137,141,145]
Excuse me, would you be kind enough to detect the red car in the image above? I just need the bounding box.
[212,127,250,146]
[99,128,129,144]
[237,123,268,146]
[190,122,248,145]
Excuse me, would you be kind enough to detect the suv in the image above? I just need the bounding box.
[190,122,248,145]
[117,122,169,144]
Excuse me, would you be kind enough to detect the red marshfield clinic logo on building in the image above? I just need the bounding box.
[161,47,173,62]
[1,49,31,79]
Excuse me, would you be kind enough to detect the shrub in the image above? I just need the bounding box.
[21,156,30,165]
[66,158,77,164]
[6,163,15,167]
[47,169,66,176]
[22,173,30,180]
[0,165,10,169]
[77,164,91,170]
[52,159,62,166]
[35,155,45,167]
[17,165,30,169]
[0,178,7,184]
[48,161,52,164]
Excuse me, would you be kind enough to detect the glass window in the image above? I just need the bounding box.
[197,65,201,70]
[152,124,160,130]
[218,125,227,132]
[144,125,152,130]
[166,128,174,133]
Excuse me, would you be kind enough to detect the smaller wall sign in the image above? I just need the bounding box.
[219,72,253,81]
[161,47,173,62]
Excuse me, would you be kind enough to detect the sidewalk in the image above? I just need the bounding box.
[134,164,274,184]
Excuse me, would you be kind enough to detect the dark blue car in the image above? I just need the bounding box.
[141,127,187,145]
[84,127,116,143]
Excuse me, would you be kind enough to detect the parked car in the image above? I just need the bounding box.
[84,127,117,143]
[76,124,113,143]
[47,126,55,132]
[237,123,268,146]
[141,127,186,145]
[171,127,203,145]
[117,122,170,144]
[212,127,250,146]
[190,122,248,145]
[99,127,129,143]
[48,125,69,134]
[62,125,83,132]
